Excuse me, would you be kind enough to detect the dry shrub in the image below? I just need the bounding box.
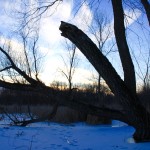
[0,104,112,125]
[0,88,113,125]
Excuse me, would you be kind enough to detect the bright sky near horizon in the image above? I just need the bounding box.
[0,0,149,88]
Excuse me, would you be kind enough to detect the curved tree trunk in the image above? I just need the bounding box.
[59,21,150,142]
[111,0,136,95]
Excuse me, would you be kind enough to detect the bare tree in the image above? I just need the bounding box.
[134,49,150,90]
[57,0,148,141]
[0,2,45,84]
[87,11,115,95]
[59,41,78,92]
[0,4,49,125]
[59,20,150,142]
[123,0,150,25]
[15,0,63,30]
[0,0,150,142]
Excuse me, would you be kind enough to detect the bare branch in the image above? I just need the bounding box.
[18,103,59,127]
[0,66,12,72]
[19,0,63,29]
[59,41,78,91]
[0,46,43,86]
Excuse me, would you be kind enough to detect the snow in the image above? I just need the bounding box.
[0,121,150,150]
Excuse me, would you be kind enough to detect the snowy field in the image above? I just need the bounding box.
[0,120,150,150]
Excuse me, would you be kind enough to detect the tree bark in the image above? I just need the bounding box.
[111,0,136,95]
[59,21,150,142]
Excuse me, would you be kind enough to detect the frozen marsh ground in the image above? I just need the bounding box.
[0,121,150,150]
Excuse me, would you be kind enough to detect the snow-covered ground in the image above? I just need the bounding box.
[0,120,150,150]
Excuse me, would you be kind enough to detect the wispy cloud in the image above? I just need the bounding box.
[70,2,93,32]
[88,8,142,48]
[0,0,95,84]
[124,9,142,27]
[39,0,73,46]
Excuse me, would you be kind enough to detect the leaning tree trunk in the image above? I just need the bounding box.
[111,0,136,95]
[59,21,150,142]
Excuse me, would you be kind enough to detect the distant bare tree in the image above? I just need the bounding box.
[0,23,42,85]
[87,11,115,95]
[50,80,67,90]
[59,40,78,91]
[135,49,150,90]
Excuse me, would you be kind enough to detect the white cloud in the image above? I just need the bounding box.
[0,0,94,84]
[41,63,96,85]
[124,9,142,27]
[89,8,142,49]
[0,37,23,52]
[70,2,93,32]
[0,37,28,64]
[72,68,95,84]
[39,0,73,46]
[38,1,94,84]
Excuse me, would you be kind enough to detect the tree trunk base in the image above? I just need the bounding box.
[133,128,150,142]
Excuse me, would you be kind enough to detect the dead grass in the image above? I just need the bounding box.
[0,104,111,124]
